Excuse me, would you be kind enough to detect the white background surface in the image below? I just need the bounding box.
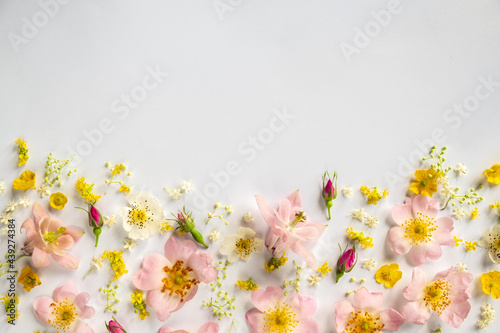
[1,0,500,332]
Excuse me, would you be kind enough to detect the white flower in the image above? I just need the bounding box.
[479,224,500,264]
[1,212,11,225]
[209,230,221,242]
[1,227,8,236]
[103,215,117,227]
[454,163,468,176]
[5,200,18,213]
[440,184,455,198]
[90,256,103,270]
[350,208,366,222]
[119,192,164,240]
[37,183,51,198]
[456,262,468,272]
[220,227,263,263]
[436,176,449,185]
[341,187,353,198]
[124,238,137,251]
[364,216,379,228]
[181,180,193,193]
[452,207,466,220]
[18,196,31,208]
[242,212,254,223]
[0,181,5,194]
[164,187,182,200]
[477,304,495,329]
[361,258,376,271]
[307,274,321,286]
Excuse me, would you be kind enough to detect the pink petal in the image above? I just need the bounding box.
[251,286,284,312]
[146,289,181,321]
[294,222,326,242]
[334,300,355,332]
[172,285,198,312]
[265,230,280,250]
[295,318,321,333]
[33,296,54,324]
[403,268,427,301]
[391,200,413,226]
[290,242,317,270]
[411,195,439,219]
[277,197,293,223]
[289,293,317,319]
[64,227,85,242]
[72,320,94,333]
[53,280,78,302]
[434,217,454,246]
[379,308,405,331]
[255,195,278,229]
[401,300,432,325]
[133,253,170,291]
[32,247,51,268]
[409,239,442,265]
[55,234,75,250]
[51,253,80,270]
[198,322,219,333]
[245,308,265,333]
[164,236,196,263]
[74,293,95,319]
[32,202,49,226]
[439,299,471,328]
[433,267,473,300]
[353,287,383,311]
[286,190,302,210]
[387,226,411,255]
[187,252,217,284]
[158,327,174,333]
[20,217,36,236]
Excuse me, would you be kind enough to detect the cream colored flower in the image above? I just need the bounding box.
[0,181,5,194]
[308,274,321,286]
[361,258,376,271]
[364,216,379,228]
[220,227,263,263]
[454,163,468,176]
[124,237,137,251]
[119,192,164,240]
[342,187,353,197]
[350,208,366,222]
[242,212,254,223]
[103,215,117,227]
[479,224,500,264]
[453,207,466,220]
[209,230,221,242]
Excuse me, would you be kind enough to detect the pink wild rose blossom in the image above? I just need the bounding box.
[387,195,454,265]
[133,236,217,321]
[21,202,85,269]
[334,286,405,332]
[158,322,219,333]
[401,266,473,328]
[33,280,95,333]
[255,190,326,270]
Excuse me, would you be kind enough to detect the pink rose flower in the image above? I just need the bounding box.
[105,317,127,333]
[21,202,85,269]
[133,236,217,321]
[245,286,321,333]
[255,190,326,270]
[158,322,219,333]
[334,287,405,332]
[402,266,473,328]
[387,195,454,265]
[33,280,95,333]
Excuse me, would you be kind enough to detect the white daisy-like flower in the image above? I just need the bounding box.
[18,196,31,208]
[479,224,500,264]
[452,207,466,220]
[220,227,263,263]
[454,163,468,176]
[1,227,8,236]
[0,181,6,194]
[350,208,366,222]
[1,212,12,225]
[242,212,254,223]
[103,215,117,227]
[37,183,51,198]
[124,237,137,251]
[90,256,103,270]
[436,175,449,185]
[308,274,321,286]
[456,262,468,272]
[341,187,353,198]
[209,230,221,242]
[440,184,455,197]
[364,216,379,228]
[5,200,18,213]
[361,258,376,271]
[119,192,164,240]
[181,180,193,193]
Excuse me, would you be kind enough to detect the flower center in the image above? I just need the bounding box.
[403,212,437,245]
[48,299,77,332]
[43,227,66,245]
[127,203,152,229]
[423,279,452,315]
[161,261,199,302]
[263,301,298,333]
[345,310,385,333]
[234,238,257,259]
[286,211,307,231]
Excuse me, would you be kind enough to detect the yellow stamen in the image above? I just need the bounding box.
[345,310,385,333]
[43,227,66,245]
[423,279,452,315]
[127,203,152,229]
[263,301,298,333]
[161,261,199,302]
[403,212,437,245]
[48,299,77,332]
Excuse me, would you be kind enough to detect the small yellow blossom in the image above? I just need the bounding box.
[118,183,131,194]
[110,163,126,175]
[160,221,174,234]
[17,266,41,292]
[49,192,67,210]
[375,263,402,288]
[318,262,333,276]
[131,289,150,320]
[481,270,500,299]
[15,138,29,166]
[346,227,374,248]
[409,168,438,196]
[464,241,477,252]
[0,293,20,322]
[484,164,500,185]
[102,250,128,281]
[12,170,36,191]
[265,252,288,272]
[75,177,101,203]
[382,188,389,198]
[236,278,259,291]
[360,185,370,195]
[453,236,463,247]
[360,186,388,205]
[469,207,480,220]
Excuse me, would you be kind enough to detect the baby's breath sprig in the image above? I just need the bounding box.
[283,261,304,296]
[206,202,232,225]
[105,162,133,194]
[202,261,236,322]
[44,153,76,187]
[422,146,451,176]
[100,283,120,313]
[442,184,484,210]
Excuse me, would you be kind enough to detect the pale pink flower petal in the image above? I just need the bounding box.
[51,253,80,270]
[146,289,180,321]
[198,322,219,333]
[289,293,318,319]
[250,286,285,312]
[32,296,53,323]
[391,198,413,225]
[186,251,218,283]
[245,308,265,332]
[290,242,317,271]
[32,202,49,224]
[74,293,95,319]
[402,267,427,301]
[295,318,321,333]
[53,280,78,302]
[401,300,432,325]
[352,287,383,311]
[133,253,170,290]
[411,195,439,219]
[379,308,406,330]
[334,300,356,332]
[408,239,442,265]
[286,190,302,208]
[32,246,51,268]
[433,217,455,245]
[164,237,196,263]
[440,300,471,328]
[387,226,411,255]
[255,195,277,228]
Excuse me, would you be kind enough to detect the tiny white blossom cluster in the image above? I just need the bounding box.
[164,180,194,200]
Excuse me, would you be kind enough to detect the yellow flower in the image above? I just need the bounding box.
[131,289,150,320]
[13,170,36,191]
[318,262,333,276]
[102,250,128,281]
[375,263,402,288]
[382,189,389,198]
[346,227,374,248]
[454,236,463,247]
[464,241,477,252]
[367,190,382,205]
[265,252,288,272]
[470,207,480,220]
[235,278,259,291]
[119,183,131,194]
[360,185,370,195]
[14,138,29,167]
[0,293,20,322]
[484,164,500,185]
[49,192,67,210]
[160,221,174,234]
[75,177,101,203]
[481,271,500,299]
[17,266,41,292]
[409,168,438,196]
[110,163,126,175]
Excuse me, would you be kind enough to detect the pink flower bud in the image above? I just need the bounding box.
[106,318,127,333]
[324,179,334,198]
[338,248,356,272]
[177,212,185,223]
[88,205,102,228]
